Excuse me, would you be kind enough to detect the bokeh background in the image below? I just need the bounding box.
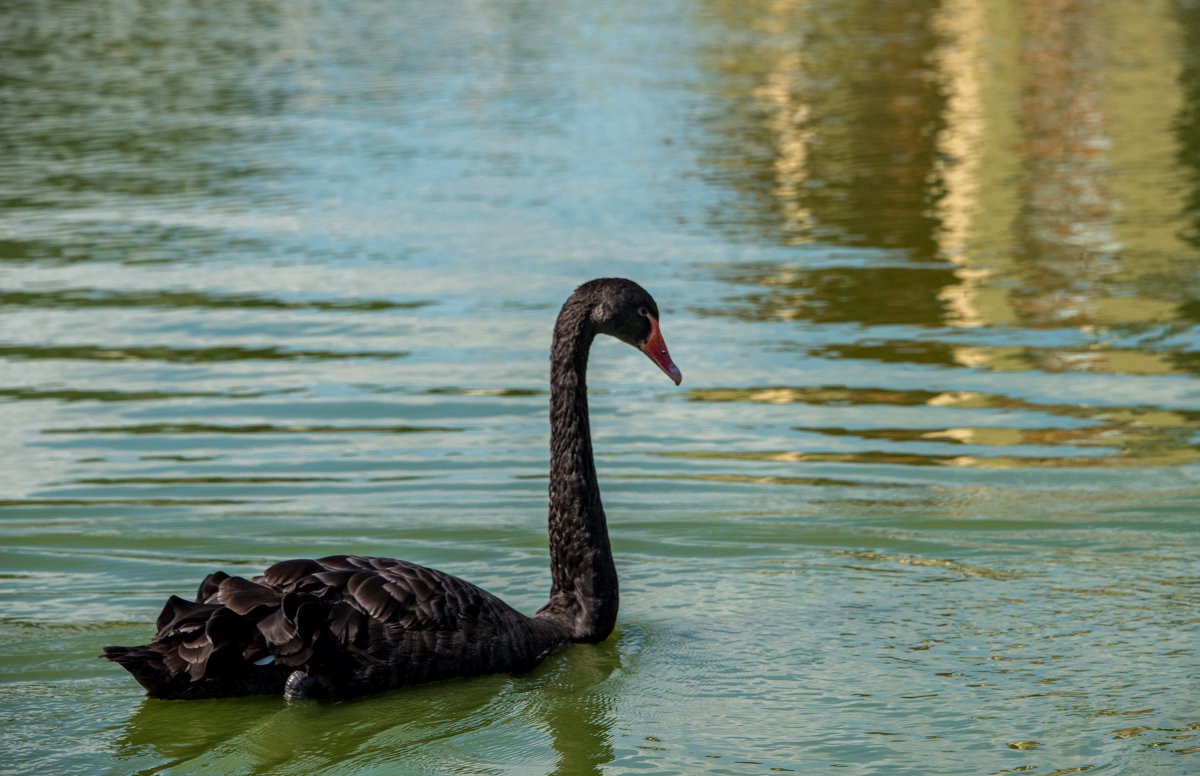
[2,0,1199,774]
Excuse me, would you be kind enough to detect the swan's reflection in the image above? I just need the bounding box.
[110,627,631,775]
[521,626,634,776]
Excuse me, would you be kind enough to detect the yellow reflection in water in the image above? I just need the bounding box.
[702,0,1197,378]
[685,385,1200,468]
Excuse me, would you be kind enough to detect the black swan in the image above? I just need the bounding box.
[104,278,682,700]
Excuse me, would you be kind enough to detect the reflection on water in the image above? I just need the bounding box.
[109,633,626,775]
[686,385,1200,468]
[694,0,1200,476]
[2,0,1199,774]
[1016,0,1116,334]
[701,0,1200,375]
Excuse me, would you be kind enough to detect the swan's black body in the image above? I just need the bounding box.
[104,278,681,700]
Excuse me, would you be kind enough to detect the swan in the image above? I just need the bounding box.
[104,278,682,700]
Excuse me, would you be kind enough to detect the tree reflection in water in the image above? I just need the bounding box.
[691,0,1200,469]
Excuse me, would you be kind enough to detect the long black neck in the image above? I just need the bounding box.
[535,295,618,642]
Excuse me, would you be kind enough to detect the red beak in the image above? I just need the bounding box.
[639,316,682,385]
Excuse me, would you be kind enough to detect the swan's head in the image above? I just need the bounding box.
[578,278,683,385]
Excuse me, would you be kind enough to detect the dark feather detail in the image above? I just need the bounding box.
[104,554,568,699]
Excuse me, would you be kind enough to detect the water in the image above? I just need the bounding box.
[2,0,1199,774]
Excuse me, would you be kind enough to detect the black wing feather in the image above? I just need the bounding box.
[104,554,566,699]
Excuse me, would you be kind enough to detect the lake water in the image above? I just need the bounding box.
[2,0,1199,774]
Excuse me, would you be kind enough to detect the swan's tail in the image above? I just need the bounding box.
[101,569,350,699]
[102,643,190,699]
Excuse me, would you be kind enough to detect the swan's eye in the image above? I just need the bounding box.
[637,306,649,317]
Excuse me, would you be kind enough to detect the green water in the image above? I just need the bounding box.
[2,0,1199,774]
